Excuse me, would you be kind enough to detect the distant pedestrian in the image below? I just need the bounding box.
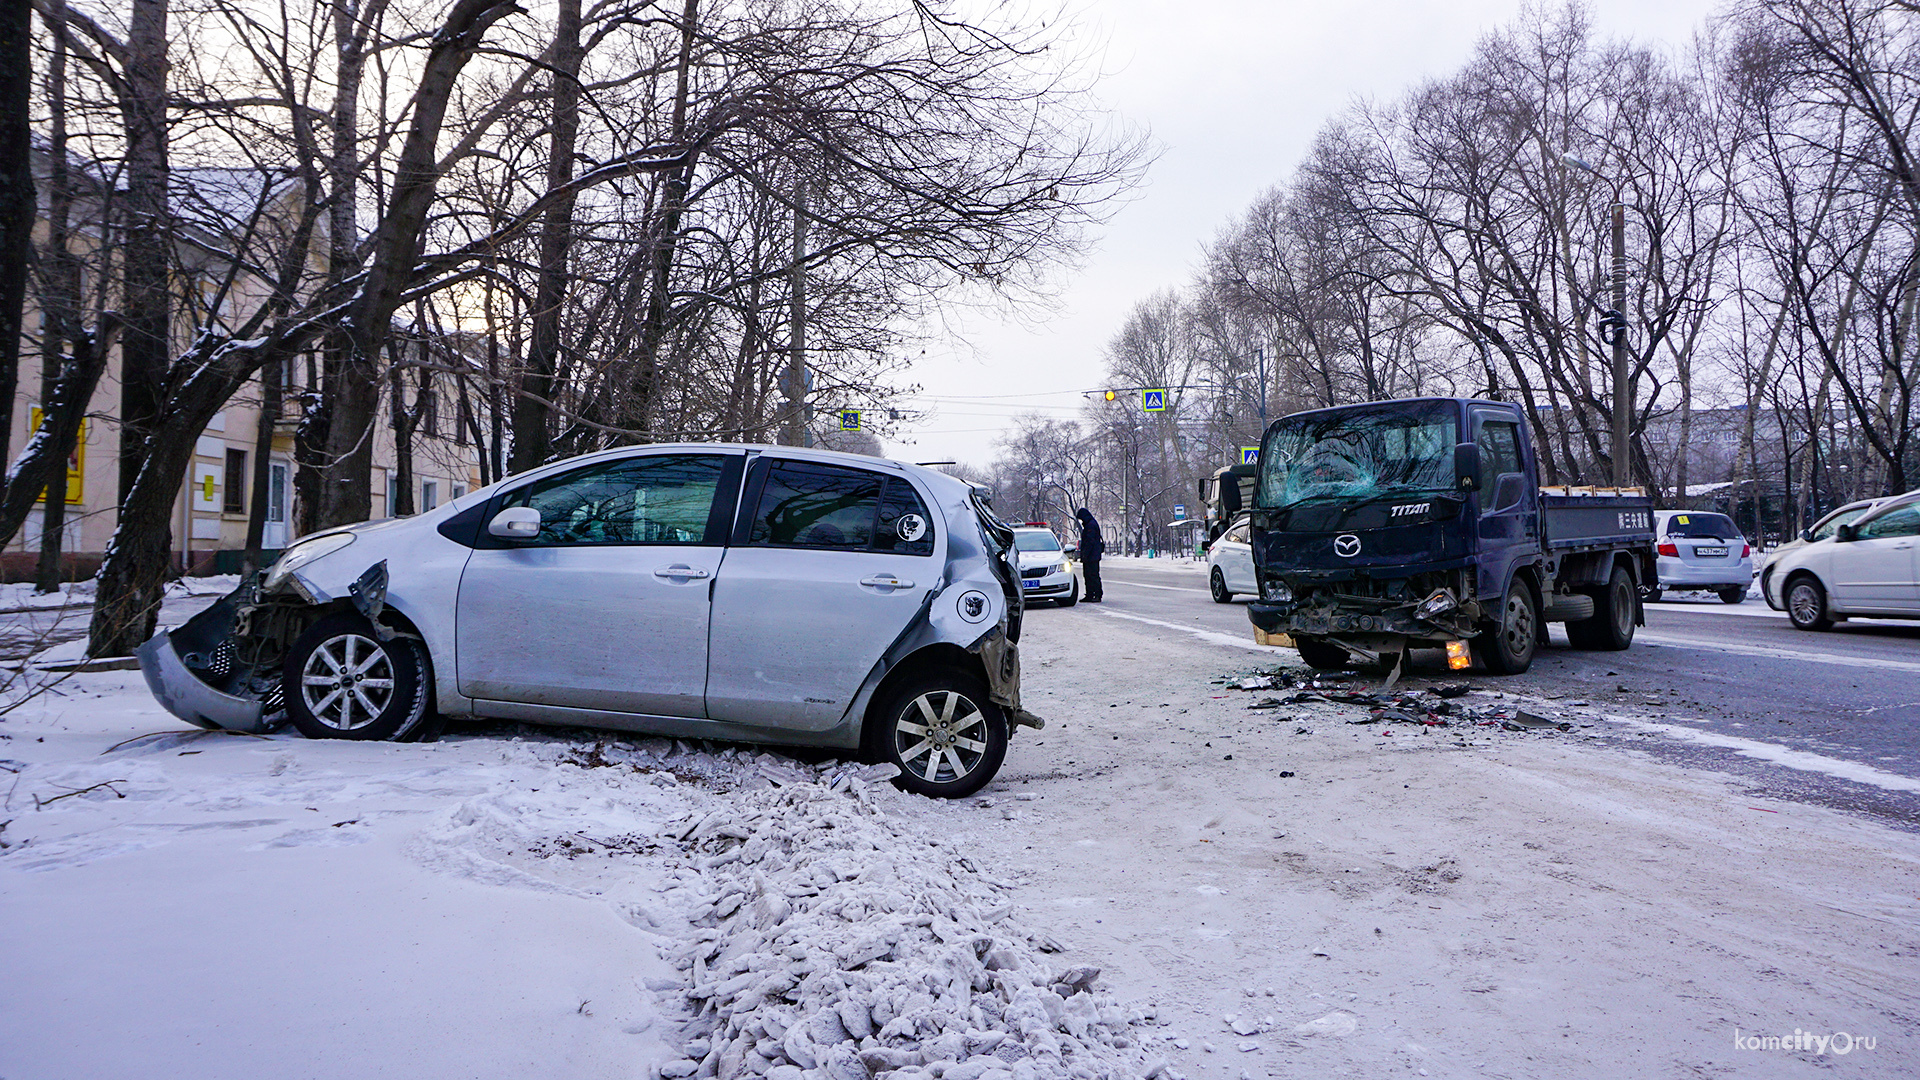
[1075,507,1104,603]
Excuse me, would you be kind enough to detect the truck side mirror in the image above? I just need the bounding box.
[1454,443,1480,491]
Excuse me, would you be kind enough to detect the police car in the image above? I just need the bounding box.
[1013,524,1079,606]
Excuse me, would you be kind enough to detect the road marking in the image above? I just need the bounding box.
[1602,713,1920,793]
[1635,632,1920,674]
[1098,609,1286,653]
[1110,579,1208,594]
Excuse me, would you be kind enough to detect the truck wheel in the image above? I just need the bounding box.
[1566,566,1636,651]
[283,612,434,741]
[1210,568,1233,603]
[1296,637,1350,671]
[1786,576,1833,631]
[1479,579,1538,675]
[1718,586,1746,604]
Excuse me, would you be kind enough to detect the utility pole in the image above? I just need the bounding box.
[1562,153,1633,488]
[782,183,809,447]
[1607,199,1630,488]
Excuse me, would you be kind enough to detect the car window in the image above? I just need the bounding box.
[748,461,883,550]
[1477,419,1522,495]
[1227,520,1249,544]
[1014,531,1061,551]
[1859,503,1920,540]
[503,454,726,545]
[873,479,936,556]
[1813,505,1873,541]
[1665,513,1740,540]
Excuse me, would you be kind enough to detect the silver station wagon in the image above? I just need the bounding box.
[139,445,1041,797]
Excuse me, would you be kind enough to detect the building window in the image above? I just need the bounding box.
[451,483,466,501]
[456,394,472,446]
[268,462,287,523]
[418,383,438,438]
[421,480,438,511]
[223,448,247,514]
[387,471,401,516]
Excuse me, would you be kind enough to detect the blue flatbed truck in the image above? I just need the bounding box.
[1245,397,1657,675]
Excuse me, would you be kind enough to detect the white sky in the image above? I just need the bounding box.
[880,0,1727,468]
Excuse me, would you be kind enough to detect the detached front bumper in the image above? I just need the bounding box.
[138,629,268,733]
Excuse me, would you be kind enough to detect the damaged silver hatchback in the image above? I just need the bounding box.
[139,445,1040,797]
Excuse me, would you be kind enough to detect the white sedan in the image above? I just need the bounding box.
[1206,514,1257,602]
[1765,490,1920,630]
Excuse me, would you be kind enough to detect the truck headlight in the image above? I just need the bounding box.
[1265,578,1293,602]
[263,532,356,592]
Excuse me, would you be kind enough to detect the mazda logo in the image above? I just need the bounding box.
[1333,533,1361,557]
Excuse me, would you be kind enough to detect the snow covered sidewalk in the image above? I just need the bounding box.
[0,665,1156,1080]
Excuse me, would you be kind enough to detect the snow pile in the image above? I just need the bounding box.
[651,760,1161,1080]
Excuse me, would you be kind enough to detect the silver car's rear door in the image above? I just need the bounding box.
[455,450,743,717]
[706,457,939,731]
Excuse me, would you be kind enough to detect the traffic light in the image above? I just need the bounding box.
[1104,389,1116,401]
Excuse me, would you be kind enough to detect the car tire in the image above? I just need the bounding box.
[1719,586,1746,604]
[283,611,434,741]
[1479,577,1538,675]
[1760,568,1782,611]
[1296,637,1350,671]
[867,668,1007,799]
[1786,575,1833,631]
[1058,578,1079,607]
[1210,568,1233,603]
[1567,565,1636,651]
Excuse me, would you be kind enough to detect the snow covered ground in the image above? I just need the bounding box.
[3,593,1916,1078]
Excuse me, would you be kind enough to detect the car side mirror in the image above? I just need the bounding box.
[1835,522,1858,542]
[1454,443,1480,491]
[488,506,542,539]
[1800,528,1814,543]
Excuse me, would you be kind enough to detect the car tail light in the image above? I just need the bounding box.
[1742,543,1751,558]
[1657,542,1678,557]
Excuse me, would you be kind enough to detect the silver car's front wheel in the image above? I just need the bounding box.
[870,671,1007,798]
[284,612,432,741]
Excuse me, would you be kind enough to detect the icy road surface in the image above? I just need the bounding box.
[2,574,1917,1078]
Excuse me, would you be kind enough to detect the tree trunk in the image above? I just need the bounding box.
[118,0,170,506]
[631,0,701,443]
[509,0,582,475]
[241,355,283,574]
[388,339,415,516]
[317,0,518,527]
[0,0,33,464]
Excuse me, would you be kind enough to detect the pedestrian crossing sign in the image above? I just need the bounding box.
[839,409,862,431]
[1240,446,1260,465]
[1141,388,1168,412]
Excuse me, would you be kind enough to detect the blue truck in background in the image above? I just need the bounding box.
[1245,397,1657,676]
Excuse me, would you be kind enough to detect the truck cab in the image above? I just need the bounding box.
[1245,397,1653,675]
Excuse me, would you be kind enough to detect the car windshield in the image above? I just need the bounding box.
[1664,513,1740,540]
[1014,531,1061,552]
[1258,401,1457,509]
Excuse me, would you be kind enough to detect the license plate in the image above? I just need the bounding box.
[1695,545,1727,557]
[1022,579,1041,589]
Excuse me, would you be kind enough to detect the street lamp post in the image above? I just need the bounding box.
[1562,153,1633,489]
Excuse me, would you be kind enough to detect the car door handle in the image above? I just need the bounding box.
[653,564,710,580]
[860,575,914,589]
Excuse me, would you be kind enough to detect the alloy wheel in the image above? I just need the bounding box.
[299,633,397,732]
[894,689,988,785]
